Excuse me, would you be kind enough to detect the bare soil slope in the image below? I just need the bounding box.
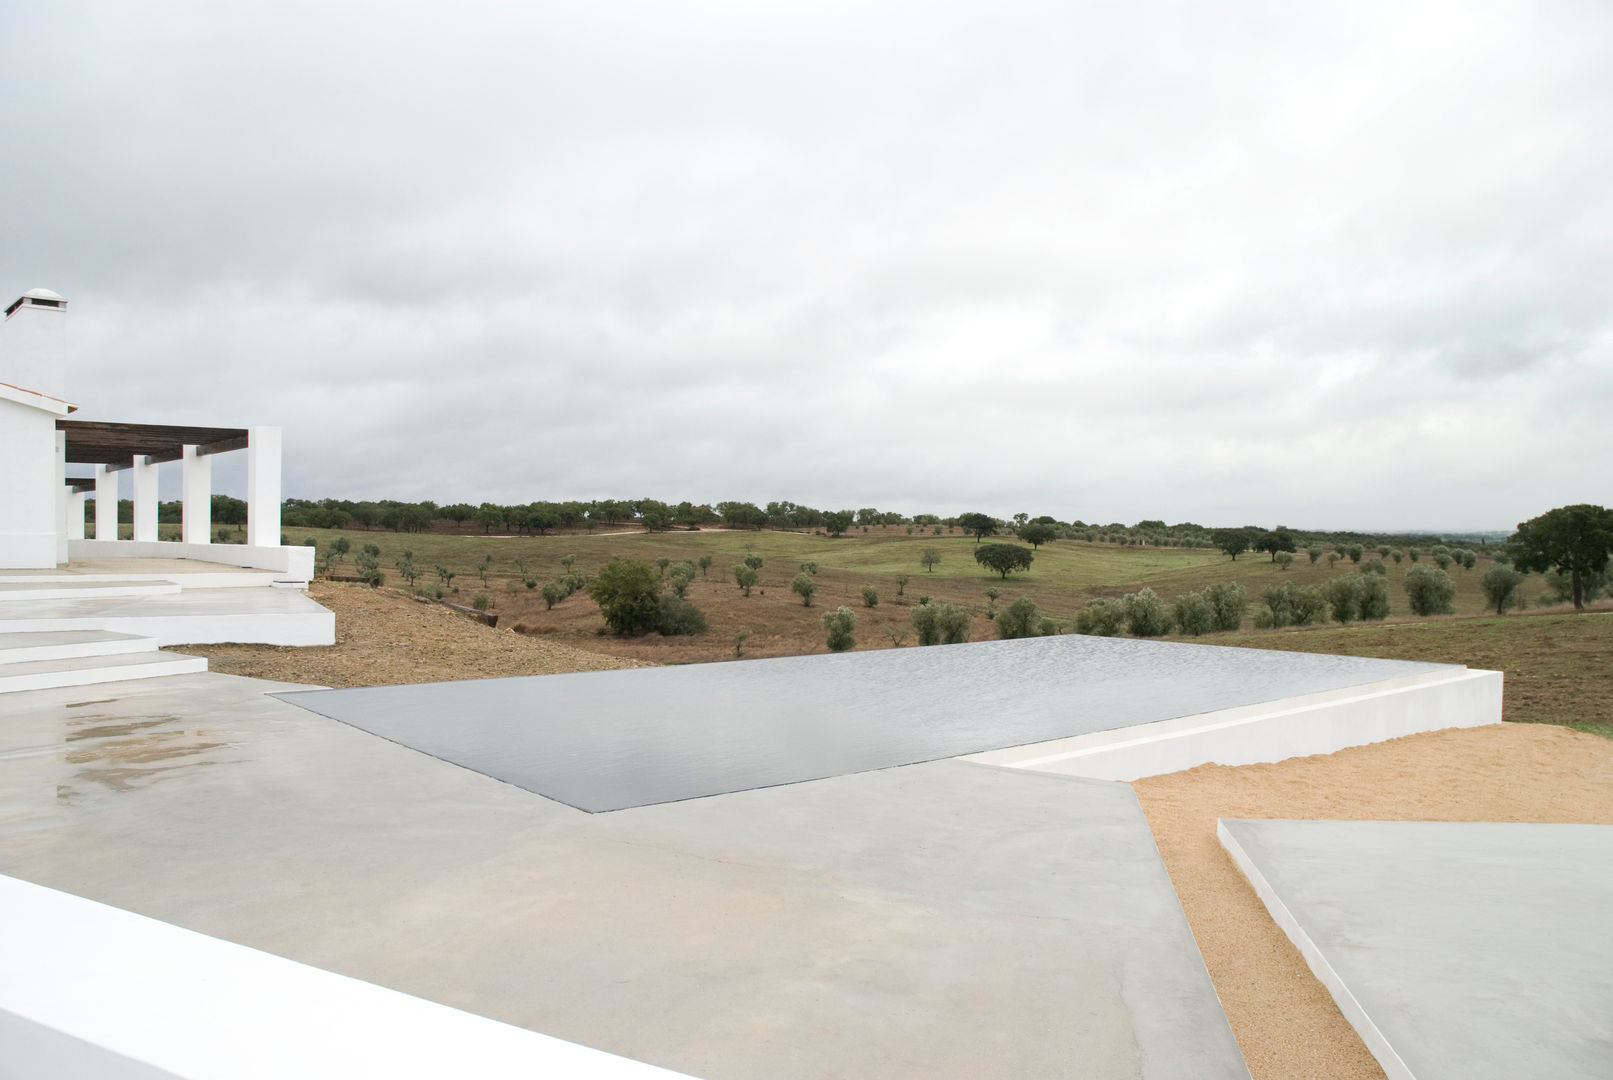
[177,581,647,687]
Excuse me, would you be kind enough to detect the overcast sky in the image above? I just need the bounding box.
[4,1,1610,530]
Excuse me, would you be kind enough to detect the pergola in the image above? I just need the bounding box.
[57,419,281,548]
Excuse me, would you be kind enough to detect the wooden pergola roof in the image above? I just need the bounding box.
[57,420,249,471]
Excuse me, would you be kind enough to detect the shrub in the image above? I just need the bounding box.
[1123,588,1173,637]
[1405,565,1457,616]
[1361,559,1386,576]
[1203,582,1246,632]
[1275,551,1293,570]
[791,573,817,607]
[588,559,663,635]
[1481,566,1525,614]
[935,603,972,644]
[733,565,758,596]
[912,603,941,645]
[1323,576,1362,623]
[996,596,1041,639]
[1357,573,1390,620]
[800,561,820,576]
[303,536,317,547]
[1392,550,1404,564]
[656,595,708,636]
[472,592,491,612]
[1075,598,1125,636]
[860,585,878,608]
[1174,592,1214,636]
[541,582,564,609]
[561,572,586,595]
[821,606,857,651]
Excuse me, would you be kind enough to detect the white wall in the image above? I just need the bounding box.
[0,397,61,569]
[0,293,67,400]
[68,538,316,581]
[964,668,1503,782]
[0,874,697,1080]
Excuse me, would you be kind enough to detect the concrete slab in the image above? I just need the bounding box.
[0,585,335,645]
[279,634,1456,811]
[0,674,1250,1079]
[1219,819,1613,1080]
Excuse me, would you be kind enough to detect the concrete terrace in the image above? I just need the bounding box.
[0,671,1248,1079]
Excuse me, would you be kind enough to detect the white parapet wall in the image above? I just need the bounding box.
[0,874,698,1080]
[963,666,1502,781]
[69,539,316,582]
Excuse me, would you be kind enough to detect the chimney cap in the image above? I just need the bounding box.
[21,287,66,302]
[5,288,67,318]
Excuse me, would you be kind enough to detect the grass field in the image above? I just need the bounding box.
[290,523,1575,660]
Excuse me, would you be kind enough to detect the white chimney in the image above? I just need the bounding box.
[1,287,69,400]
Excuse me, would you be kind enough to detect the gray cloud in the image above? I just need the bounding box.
[6,0,1612,530]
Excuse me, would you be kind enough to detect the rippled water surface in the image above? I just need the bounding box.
[279,636,1452,812]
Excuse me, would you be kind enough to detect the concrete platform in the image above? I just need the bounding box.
[0,586,335,646]
[0,673,1250,1079]
[1219,819,1613,1080]
[279,635,1491,811]
[0,557,291,590]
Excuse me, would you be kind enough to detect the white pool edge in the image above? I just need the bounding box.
[962,668,1502,780]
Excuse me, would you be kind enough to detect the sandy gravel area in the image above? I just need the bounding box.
[1132,723,1613,1080]
[177,582,647,687]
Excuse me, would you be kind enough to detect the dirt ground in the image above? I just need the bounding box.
[1133,723,1613,1080]
[176,581,647,687]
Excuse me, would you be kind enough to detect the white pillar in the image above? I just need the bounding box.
[54,431,69,564]
[68,491,87,540]
[181,444,212,545]
[246,426,282,548]
[131,455,159,543]
[94,464,118,541]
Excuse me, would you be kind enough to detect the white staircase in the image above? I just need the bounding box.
[0,629,207,694]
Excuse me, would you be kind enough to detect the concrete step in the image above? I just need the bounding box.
[0,580,181,603]
[0,651,208,695]
[0,630,159,666]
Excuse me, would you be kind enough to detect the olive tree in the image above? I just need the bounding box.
[821,606,857,651]
[860,584,878,608]
[1173,592,1214,636]
[1123,588,1173,637]
[1203,582,1246,632]
[1404,565,1457,616]
[1480,565,1525,614]
[920,548,941,573]
[791,572,817,607]
[733,564,758,596]
[1074,598,1125,636]
[995,596,1041,639]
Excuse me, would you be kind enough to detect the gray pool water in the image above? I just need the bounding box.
[277,635,1451,812]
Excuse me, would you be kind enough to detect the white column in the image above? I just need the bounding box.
[94,464,118,541]
[245,426,282,548]
[131,455,159,543]
[54,431,68,564]
[68,491,87,540]
[181,444,212,545]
